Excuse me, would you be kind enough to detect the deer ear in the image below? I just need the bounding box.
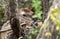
[19,8,33,17]
[18,8,26,15]
[28,5,32,10]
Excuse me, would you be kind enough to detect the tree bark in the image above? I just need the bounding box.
[42,0,50,22]
[9,0,20,39]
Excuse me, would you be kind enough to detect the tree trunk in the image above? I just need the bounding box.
[9,0,20,39]
[42,0,50,22]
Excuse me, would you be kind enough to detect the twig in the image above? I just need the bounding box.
[36,11,52,39]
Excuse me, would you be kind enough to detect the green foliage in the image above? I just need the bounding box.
[50,6,60,34]
[0,3,4,20]
[32,0,42,19]
[28,27,40,39]
[18,0,31,8]
[28,0,43,39]
[49,0,53,3]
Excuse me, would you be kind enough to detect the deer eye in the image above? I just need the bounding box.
[23,14,26,16]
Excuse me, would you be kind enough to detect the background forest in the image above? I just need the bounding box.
[0,0,60,39]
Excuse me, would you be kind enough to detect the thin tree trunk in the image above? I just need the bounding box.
[9,0,20,39]
[42,0,50,22]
